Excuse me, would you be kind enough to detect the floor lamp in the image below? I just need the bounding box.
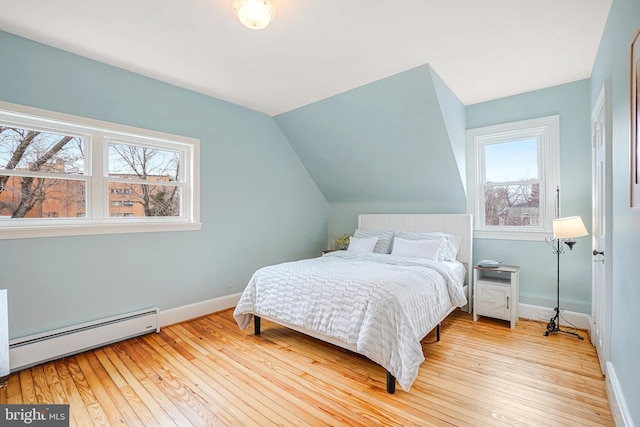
[545,215,588,339]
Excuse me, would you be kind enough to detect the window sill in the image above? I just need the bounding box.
[474,229,551,241]
[0,221,202,240]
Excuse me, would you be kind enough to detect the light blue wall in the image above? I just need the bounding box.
[275,64,467,245]
[0,31,328,338]
[466,80,593,313]
[432,67,467,192]
[590,0,640,422]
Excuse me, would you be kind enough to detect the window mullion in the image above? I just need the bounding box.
[89,134,106,219]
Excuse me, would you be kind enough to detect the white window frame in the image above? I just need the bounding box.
[467,115,560,241]
[0,101,201,239]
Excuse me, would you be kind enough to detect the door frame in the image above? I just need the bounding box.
[591,81,612,373]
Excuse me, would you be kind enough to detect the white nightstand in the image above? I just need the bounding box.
[473,265,520,329]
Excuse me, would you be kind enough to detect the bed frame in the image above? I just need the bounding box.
[253,213,473,393]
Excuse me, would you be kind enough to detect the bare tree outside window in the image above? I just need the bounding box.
[0,104,199,239]
[484,183,539,226]
[108,142,181,217]
[482,138,540,227]
[0,126,85,218]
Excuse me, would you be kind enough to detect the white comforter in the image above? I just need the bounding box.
[234,251,467,391]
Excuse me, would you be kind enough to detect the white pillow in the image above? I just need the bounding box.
[440,233,463,260]
[390,237,442,260]
[393,232,462,261]
[353,229,394,254]
[347,236,378,253]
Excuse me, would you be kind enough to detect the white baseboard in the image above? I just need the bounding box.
[159,298,591,335]
[159,293,241,328]
[606,362,634,427]
[518,303,590,331]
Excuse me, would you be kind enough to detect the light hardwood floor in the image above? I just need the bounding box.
[1,309,613,426]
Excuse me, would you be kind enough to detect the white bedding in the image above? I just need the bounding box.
[443,259,467,286]
[234,251,467,391]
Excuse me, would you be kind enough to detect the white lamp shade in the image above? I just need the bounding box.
[552,216,588,239]
[232,0,276,30]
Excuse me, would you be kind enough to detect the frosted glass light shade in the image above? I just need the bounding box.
[553,216,588,239]
[232,0,276,30]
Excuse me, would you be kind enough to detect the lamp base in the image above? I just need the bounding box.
[544,308,583,340]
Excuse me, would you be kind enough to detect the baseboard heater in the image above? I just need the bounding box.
[9,307,159,372]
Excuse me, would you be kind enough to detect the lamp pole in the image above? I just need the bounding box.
[544,187,584,339]
[544,240,583,339]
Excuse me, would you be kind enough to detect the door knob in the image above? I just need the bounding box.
[593,250,604,256]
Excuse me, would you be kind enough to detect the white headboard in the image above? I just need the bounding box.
[358,214,473,280]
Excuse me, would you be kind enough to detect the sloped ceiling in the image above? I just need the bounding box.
[0,0,612,116]
[275,65,466,208]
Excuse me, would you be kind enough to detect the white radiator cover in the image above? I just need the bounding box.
[9,307,159,372]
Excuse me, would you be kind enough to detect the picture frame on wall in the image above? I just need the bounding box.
[631,29,640,207]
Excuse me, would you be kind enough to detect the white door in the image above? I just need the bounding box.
[591,83,611,374]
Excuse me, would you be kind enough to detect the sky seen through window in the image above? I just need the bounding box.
[484,138,538,183]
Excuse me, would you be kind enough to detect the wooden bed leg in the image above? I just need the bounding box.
[437,323,441,342]
[254,316,261,335]
[386,371,396,394]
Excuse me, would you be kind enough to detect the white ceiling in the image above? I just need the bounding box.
[0,0,612,116]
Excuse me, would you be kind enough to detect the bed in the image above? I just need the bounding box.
[234,213,473,393]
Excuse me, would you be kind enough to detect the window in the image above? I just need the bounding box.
[0,101,200,239]
[0,127,86,219]
[107,141,181,218]
[467,115,559,240]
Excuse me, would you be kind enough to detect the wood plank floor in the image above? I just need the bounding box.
[1,309,613,426]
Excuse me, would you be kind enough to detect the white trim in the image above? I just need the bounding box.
[473,229,551,241]
[605,362,634,427]
[0,101,197,150]
[518,303,590,330]
[467,115,560,241]
[591,81,613,375]
[0,221,202,240]
[0,100,201,239]
[158,293,242,327]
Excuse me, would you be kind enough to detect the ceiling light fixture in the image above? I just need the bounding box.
[232,0,276,30]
